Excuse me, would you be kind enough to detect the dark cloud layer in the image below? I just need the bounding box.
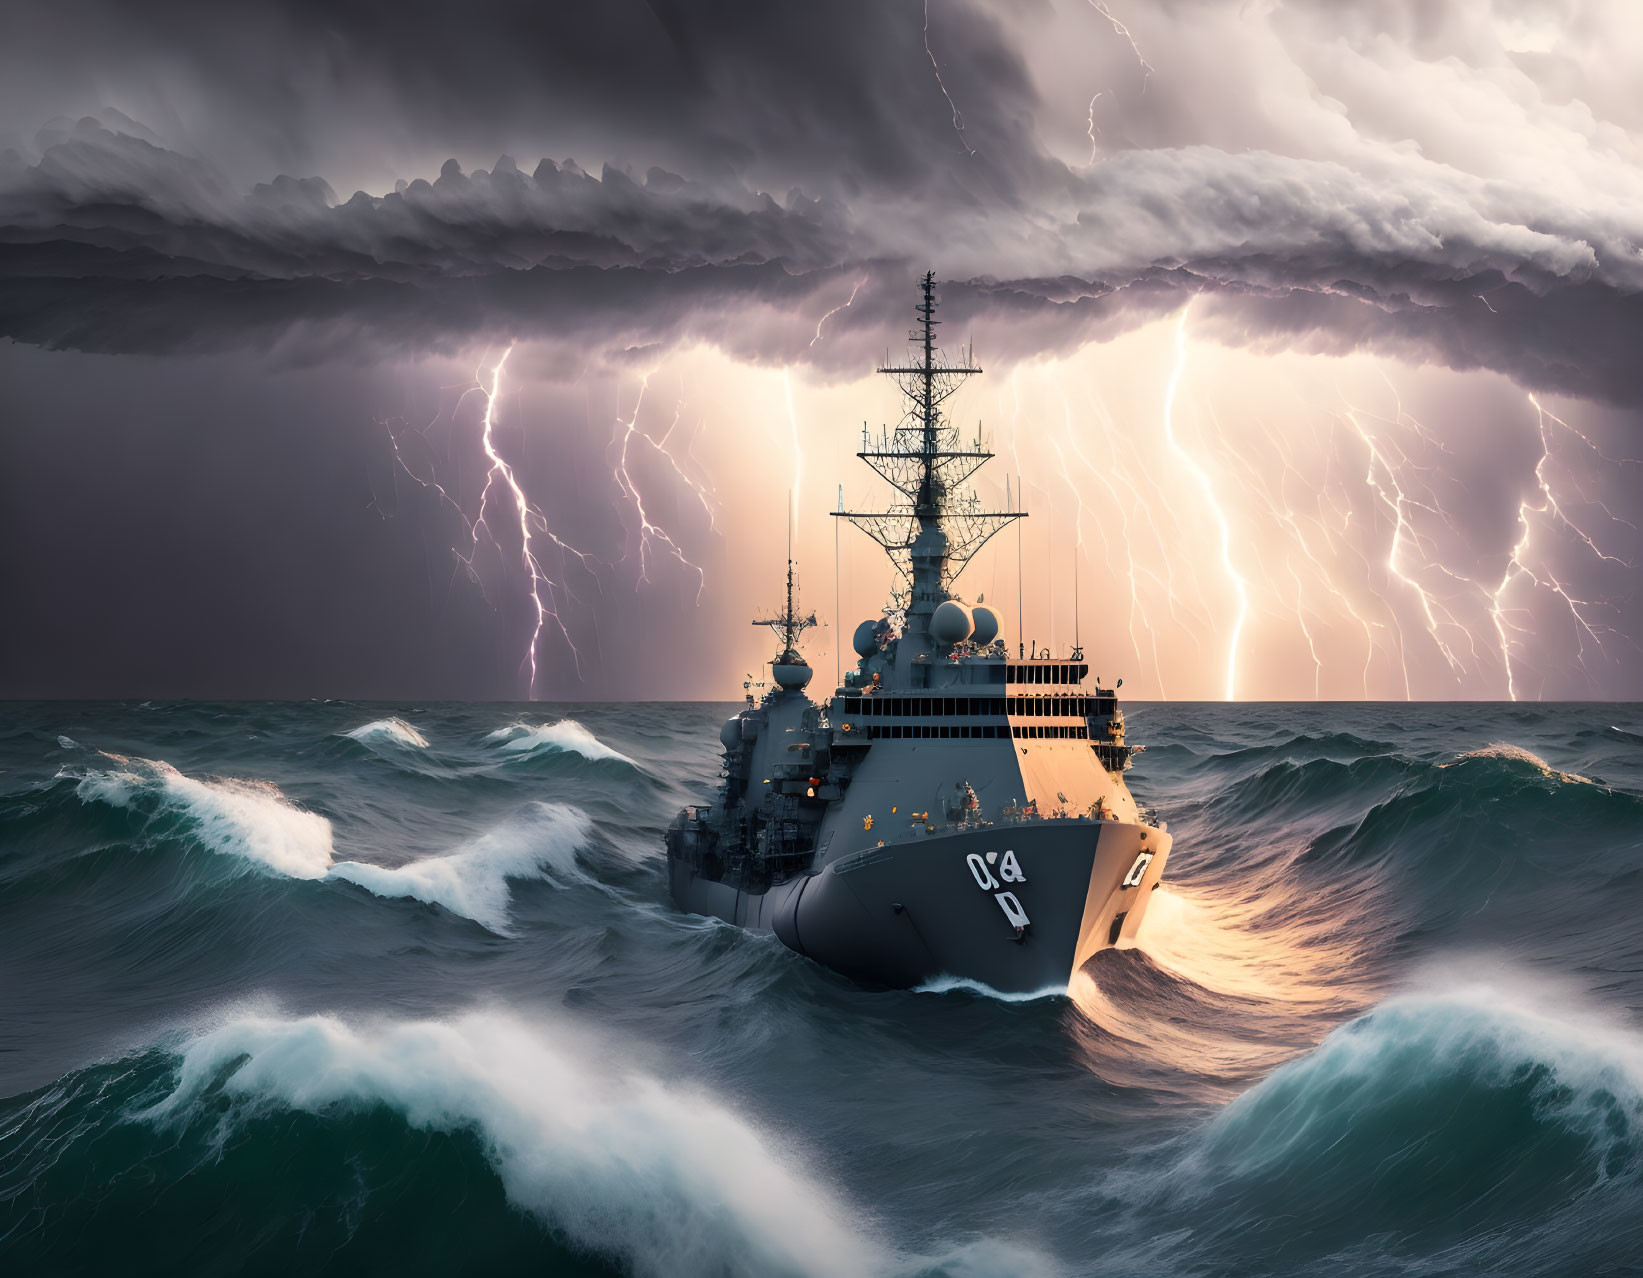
[3,1,1642,403]
[4,0,1642,700]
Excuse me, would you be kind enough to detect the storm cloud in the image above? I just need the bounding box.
[4,0,1641,700]
[4,0,1643,402]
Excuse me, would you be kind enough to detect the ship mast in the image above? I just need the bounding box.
[753,511,817,664]
[832,272,1024,634]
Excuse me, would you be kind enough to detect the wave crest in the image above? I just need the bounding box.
[1447,741,1595,785]
[72,756,333,879]
[328,803,594,932]
[485,719,639,768]
[1117,979,1643,1263]
[145,1010,881,1278]
[342,717,430,750]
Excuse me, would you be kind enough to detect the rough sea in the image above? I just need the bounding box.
[3,700,1642,1277]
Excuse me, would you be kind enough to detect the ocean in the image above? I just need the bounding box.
[2,700,1642,1276]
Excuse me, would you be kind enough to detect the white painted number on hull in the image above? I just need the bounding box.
[993,891,1030,929]
[967,850,1031,928]
[1122,851,1153,888]
[966,853,1000,890]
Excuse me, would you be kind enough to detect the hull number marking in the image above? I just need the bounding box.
[967,850,1031,929]
[1122,851,1154,888]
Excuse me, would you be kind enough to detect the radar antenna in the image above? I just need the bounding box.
[832,272,1024,628]
[753,503,817,663]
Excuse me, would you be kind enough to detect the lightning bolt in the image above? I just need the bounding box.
[467,347,595,694]
[650,394,721,535]
[1335,404,1468,695]
[1162,302,1247,700]
[1528,396,1636,566]
[923,0,976,156]
[1088,1,1154,92]
[1200,404,1332,698]
[1228,414,1379,698]
[1487,395,1639,699]
[994,319,1637,702]
[809,277,866,349]
[1085,92,1104,165]
[375,347,597,695]
[610,374,709,603]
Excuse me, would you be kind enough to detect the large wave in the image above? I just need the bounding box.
[1095,977,1643,1273]
[1,1011,1056,1278]
[341,716,431,750]
[329,802,594,933]
[486,719,641,769]
[66,754,602,932]
[72,755,335,879]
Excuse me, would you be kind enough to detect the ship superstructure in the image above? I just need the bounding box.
[665,274,1170,993]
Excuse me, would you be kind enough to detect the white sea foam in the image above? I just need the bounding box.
[74,756,334,879]
[342,717,430,750]
[1081,964,1643,1239]
[145,1010,883,1278]
[1448,742,1593,784]
[71,753,599,929]
[1181,966,1643,1182]
[914,975,1069,1003]
[328,803,593,933]
[485,719,639,767]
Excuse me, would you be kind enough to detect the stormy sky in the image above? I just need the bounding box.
[3,0,1641,700]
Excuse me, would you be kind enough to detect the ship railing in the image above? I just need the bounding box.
[871,803,1128,843]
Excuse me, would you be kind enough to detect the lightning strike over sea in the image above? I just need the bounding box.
[13,9,1643,1278]
[610,374,708,602]
[1162,304,1248,700]
[466,347,586,694]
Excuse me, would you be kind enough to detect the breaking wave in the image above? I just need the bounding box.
[341,716,430,750]
[1095,978,1643,1273]
[8,701,1643,1277]
[0,1011,1055,1278]
[71,755,334,879]
[329,803,595,932]
[60,755,602,933]
[485,720,640,768]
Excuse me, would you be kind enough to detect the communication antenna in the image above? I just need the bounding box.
[834,483,843,686]
[754,494,817,661]
[1015,473,1024,658]
[1074,537,1081,655]
[831,272,1023,626]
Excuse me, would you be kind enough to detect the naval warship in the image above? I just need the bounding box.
[666,273,1171,993]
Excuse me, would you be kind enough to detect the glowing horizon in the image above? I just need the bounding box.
[360,301,1636,703]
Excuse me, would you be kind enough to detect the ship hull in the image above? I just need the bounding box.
[668,818,1169,994]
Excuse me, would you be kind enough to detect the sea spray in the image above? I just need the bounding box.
[329,802,595,932]
[342,717,431,750]
[8,700,1643,1278]
[485,720,640,768]
[73,756,334,879]
[1087,978,1643,1271]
